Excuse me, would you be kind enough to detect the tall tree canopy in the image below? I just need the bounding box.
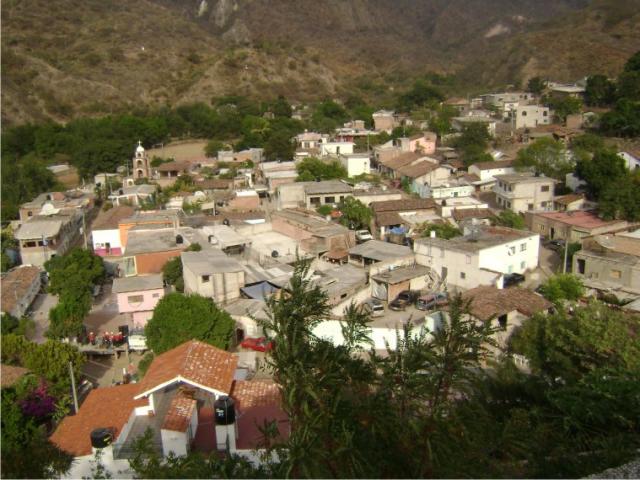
[145,293,235,354]
[515,137,573,179]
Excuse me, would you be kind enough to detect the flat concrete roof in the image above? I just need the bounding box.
[415,226,534,253]
[181,250,243,275]
[112,274,164,293]
[494,173,556,184]
[303,181,353,195]
[15,219,63,239]
[125,229,183,255]
[372,265,431,285]
[348,240,413,261]
[223,298,270,320]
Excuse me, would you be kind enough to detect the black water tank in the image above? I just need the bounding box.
[223,218,230,226]
[176,234,184,244]
[214,396,235,425]
[90,428,112,449]
[271,250,279,258]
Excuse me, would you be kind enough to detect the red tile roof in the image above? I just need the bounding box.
[371,198,436,213]
[535,210,626,229]
[396,160,439,178]
[136,340,238,397]
[162,391,197,432]
[470,159,514,170]
[462,286,552,320]
[50,383,146,456]
[553,193,584,205]
[1,266,40,316]
[92,205,136,230]
[452,208,494,221]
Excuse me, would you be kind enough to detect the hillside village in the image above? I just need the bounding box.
[1,69,640,478]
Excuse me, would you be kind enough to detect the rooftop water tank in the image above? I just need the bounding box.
[90,428,112,449]
[214,396,235,425]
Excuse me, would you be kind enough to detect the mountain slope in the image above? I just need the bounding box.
[2,0,638,127]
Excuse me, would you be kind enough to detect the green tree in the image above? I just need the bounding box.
[527,76,546,95]
[493,210,526,230]
[295,157,347,181]
[1,387,73,479]
[271,95,292,118]
[548,96,582,123]
[419,222,462,240]
[397,80,444,111]
[428,105,457,136]
[600,98,640,137]
[204,139,225,158]
[538,274,584,304]
[264,129,295,161]
[575,149,628,199]
[515,137,573,179]
[510,301,640,383]
[585,74,616,107]
[617,50,640,101]
[337,197,372,230]
[598,174,640,221]
[145,293,234,354]
[454,123,492,167]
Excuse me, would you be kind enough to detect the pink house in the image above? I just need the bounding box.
[409,132,437,155]
[112,274,165,328]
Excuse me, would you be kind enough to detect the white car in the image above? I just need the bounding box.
[128,334,147,351]
[355,230,373,242]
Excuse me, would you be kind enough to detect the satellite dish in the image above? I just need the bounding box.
[40,203,58,216]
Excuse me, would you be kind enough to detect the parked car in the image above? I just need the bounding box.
[389,290,419,311]
[503,273,526,288]
[416,292,448,311]
[355,230,373,242]
[240,337,274,352]
[361,298,385,317]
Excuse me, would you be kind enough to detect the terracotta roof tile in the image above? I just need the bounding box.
[50,383,146,456]
[470,159,514,170]
[375,211,407,227]
[452,208,494,221]
[396,160,439,178]
[0,364,30,388]
[162,391,197,432]
[136,340,238,397]
[92,205,136,230]
[462,286,552,320]
[1,266,40,316]
[231,380,282,412]
[380,152,420,169]
[554,193,584,205]
[371,198,436,213]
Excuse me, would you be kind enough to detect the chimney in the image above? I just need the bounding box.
[214,396,237,452]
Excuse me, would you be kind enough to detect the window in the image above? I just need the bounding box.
[577,258,586,274]
[543,111,548,116]
[465,255,471,264]
[202,275,211,283]
[541,201,548,208]
[28,211,33,217]
[127,295,144,305]
[507,201,512,208]
[520,243,527,251]
[528,203,534,211]
[460,272,466,279]
[324,196,335,204]
[540,225,546,232]
[152,293,160,298]
[498,314,508,330]
[610,270,622,279]
[541,185,550,192]
[521,111,527,116]
[520,261,526,269]
[509,246,516,255]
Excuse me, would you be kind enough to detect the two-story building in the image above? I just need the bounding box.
[339,153,371,178]
[91,206,136,256]
[112,274,165,328]
[494,173,556,213]
[414,226,540,290]
[468,159,516,192]
[513,105,551,129]
[181,250,246,304]
[525,210,628,243]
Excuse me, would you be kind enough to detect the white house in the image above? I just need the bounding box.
[468,159,516,191]
[339,153,371,177]
[414,225,540,290]
[320,142,355,157]
[425,181,475,200]
[514,105,551,129]
[618,151,640,172]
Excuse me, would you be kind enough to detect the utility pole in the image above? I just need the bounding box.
[69,361,79,414]
[562,233,570,274]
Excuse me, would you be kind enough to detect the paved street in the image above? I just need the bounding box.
[27,293,58,343]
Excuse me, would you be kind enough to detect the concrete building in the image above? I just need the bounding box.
[348,240,414,270]
[525,210,628,243]
[91,206,136,256]
[414,226,540,290]
[277,181,354,210]
[122,228,190,276]
[14,210,83,267]
[513,105,550,129]
[108,184,156,207]
[19,190,94,223]
[618,151,640,172]
[553,194,586,212]
[181,251,245,304]
[494,173,556,213]
[112,274,165,327]
[468,160,516,191]
[319,142,355,157]
[371,198,438,238]
[339,153,371,178]
[372,110,396,133]
[573,230,640,295]
[1,266,41,318]
[407,132,437,155]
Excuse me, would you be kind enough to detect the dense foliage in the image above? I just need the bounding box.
[145,293,235,354]
[336,197,372,230]
[492,210,526,230]
[44,248,105,339]
[453,123,493,167]
[296,157,347,182]
[419,222,462,240]
[599,50,640,137]
[537,273,585,304]
[515,137,573,180]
